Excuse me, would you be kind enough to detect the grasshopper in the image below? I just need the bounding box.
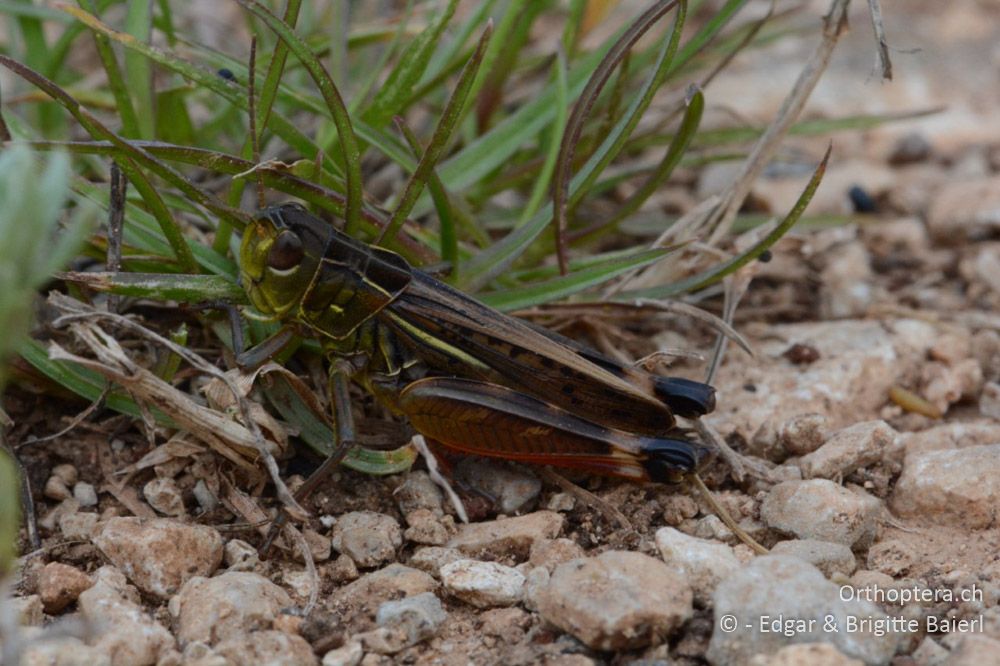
[237,203,716,505]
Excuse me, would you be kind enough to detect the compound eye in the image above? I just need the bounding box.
[267,230,304,270]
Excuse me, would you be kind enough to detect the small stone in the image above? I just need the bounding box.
[214,630,318,666]
[448,511,563,560]
[778,413,830,457]
[537,551,693,651]
[748,642,864,665]
[336,564,437,610]
[93,517,223,598]
[403,509,450,546]
[888,132,932,165]
[798,421,898,479]
[546,492,576,512]
[911,636,949,666]
[522,566,550,612]
[283,569,315,599]
[890,444,1000,528]
[819,242,873,319]
[324,554,359,583]
[44,475,72,501]
[760,480,882,547]
[170,571,293,644]
[39,498,79,533]
[301,528,332,563]
[927,176,1000,241]
[454,458,542,514]
[73,481,98,507]
[769,539,857,577]
[409,546,464,577]
[529,538,585,573]
[323,641,363,666]
[375,592,446,647]
[224,538,261,571]
[51,463,79,486]
[707,556,900,665]
[79,566,175,664]
[11,594,43,626]
[655,527,740,605]
[143,477,186,516]
[356,627,409,655]
[331,511,402,568]
[20,634,110,666]
[394,471,444,517]
[948,635,1000,666]
[980,381,1000,419]
[38,561,93,613]
[192,479,219,511]
[441,559,525,608]
[58,510,98,540]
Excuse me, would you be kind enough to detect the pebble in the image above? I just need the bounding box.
[301,528,332,563]
[760,480,882,547]
[51,463,79,486]
[528,538,585,573]
[323,641,364,666]
[948,635,1000,666]
[213,630,319,666]
[331,511,402,568]
[447,511,563,560]
[748,642,864,665]
[890,443,1000,528]
[403,508,451,545]
[375,592,447,647]
[44,475,72,501]
[170,571,293,644]
[78,566,176,664]
[981,381,1000,419]
[655,527,741,605]
[58,510,98,540]
[409,546,464,577]
[38,561,93,613]
[769,539,857,577]
[394,471,444,517]
[336,564,438,610]
[927,175,1000,241]
[73,481,98,507]
[798,420,898,479]
[536,551,693,651]
[453,458,542,514]
[10,594,43,626]
[778,413,830,457]
[192,479,218,511]
[888,132,932,165]
[440,559,525,608]
[92,517,223,599]
[706,556,900,665]
[19,634,110,666]
[142,477,186,516]
[819,242,873,319]
[224,538,261,571]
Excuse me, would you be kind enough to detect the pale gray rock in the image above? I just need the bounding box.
[536,551,693,651]
[336,564,438,611]
[453,458,542,514]
[92,517,223,599]
[170,571,292,644]
[891,444,1000,528]
[707,556,901,665]
[78,566,176,665]
[394,471,444,517]
[375,592,446,647]
[213,630,318,666]
[655,527,741,606]
[761,480,882,547]
[440,559,525,608]
[798,421,899,479]
[330,511,402,568]
[142,477,185,517]
[769,539,857,577]
[409,546,464,577]
[448,511,563,560]
[747,642,864,665]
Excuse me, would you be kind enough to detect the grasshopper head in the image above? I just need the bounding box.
[239,204,328,320]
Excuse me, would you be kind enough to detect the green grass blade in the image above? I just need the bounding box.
[380,21,492,246]
[79,0,141,138]
[59,272,246,303]
[481,246,674,311]
[362,0,459,128]
[237,0,364,235]
[123,0,155,138]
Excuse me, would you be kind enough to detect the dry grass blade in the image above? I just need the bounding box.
[867,0,892,80]
[45,293,308,521]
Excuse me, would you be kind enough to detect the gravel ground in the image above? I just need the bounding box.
[4,2,1000,665]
